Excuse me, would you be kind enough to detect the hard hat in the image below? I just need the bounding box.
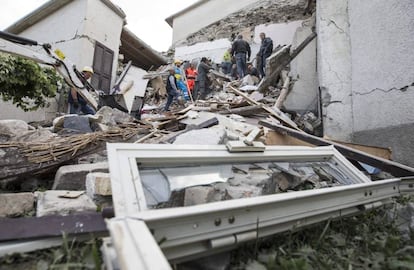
[82,66,94,74]
[174,59,182,65]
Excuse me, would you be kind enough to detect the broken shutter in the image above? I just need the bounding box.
[92,42,114,93]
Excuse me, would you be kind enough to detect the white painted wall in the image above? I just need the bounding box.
[1,0,124,122]
[348,0,414,132]
[254,21,303,47]
[284,23,317,112]
[171,0,260,44]
[317,0,353,141]
[175,20,304,68]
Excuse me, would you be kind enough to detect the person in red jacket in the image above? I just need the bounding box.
[185,63,197,92]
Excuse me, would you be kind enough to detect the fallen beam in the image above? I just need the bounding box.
[258,32,317,93]
[259,120,414,177]
[228,85,299,130]
[0,212,107,242]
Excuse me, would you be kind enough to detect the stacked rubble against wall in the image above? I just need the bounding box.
[176,0,313,47]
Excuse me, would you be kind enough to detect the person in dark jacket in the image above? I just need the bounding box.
[231,35,251,78]
[164,67,179,111]
[194,57,213,100]
[258,32,273,78]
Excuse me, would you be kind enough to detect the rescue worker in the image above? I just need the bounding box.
[231,35,251,78]
[194,57,213,100]
[258,32,273,78]
[174,60,190,101]
[68,66,96,115]
[221,48,232,74]
[185,63,197,93]
[164,67,179,112]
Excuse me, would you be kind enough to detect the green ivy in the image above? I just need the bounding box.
[0,53,62,111]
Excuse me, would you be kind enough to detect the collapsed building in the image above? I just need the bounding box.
[167,0,414,167]
[0,0,414,269]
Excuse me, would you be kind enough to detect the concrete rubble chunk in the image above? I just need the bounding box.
[173,127,226,145]
[0,192,35,217]
[36,190,97,217]
[53,162,109,190]
[95,106,135,127]
[63,115,93,133]
[86,172,112,197]
[0,120,35,142]
[184,186,215,206]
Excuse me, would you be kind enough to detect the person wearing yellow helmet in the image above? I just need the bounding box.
[68,66,96,115]
[173,60,190,101]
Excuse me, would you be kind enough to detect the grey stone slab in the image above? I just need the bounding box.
[63,115,93,133]
[173,127,226,145]
[0,193,34,217]
[36,190,97,217]
[53,162,109,190]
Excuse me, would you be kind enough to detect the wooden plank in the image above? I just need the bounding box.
[265,131,314,147]
[0,212,107,242]
[258,32,317,93]
[228,85,300,130]
[329,139,392,160]
[260,120,414,177]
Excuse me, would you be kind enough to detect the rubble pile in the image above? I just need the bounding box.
[149,160,346,209]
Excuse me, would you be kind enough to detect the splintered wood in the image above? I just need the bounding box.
[0,127,146,164]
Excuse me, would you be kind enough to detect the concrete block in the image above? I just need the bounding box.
[184,186,215,206]
[53,162,109,191]
[173,127,226,145]
[86,172,112,197]
[0,193,35,217]
[36,190,97,217]
[224,184,262,200]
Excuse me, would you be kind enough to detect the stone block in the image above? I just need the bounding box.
[53,162,109,190]
[86,172,112,197]
[173,127,226,145]
[184,186,215,206]
[36,190,97,217]
[0,192,35,217]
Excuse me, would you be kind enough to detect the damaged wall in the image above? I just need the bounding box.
[317,0,414,166]
[173,0,311,47]
[317,0,353,141]
[1,0,125,122]
[349,0,414,167]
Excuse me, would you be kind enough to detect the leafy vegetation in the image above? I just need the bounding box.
[0,53,62,111]
[231,197,414,270]
[0,235,102,270]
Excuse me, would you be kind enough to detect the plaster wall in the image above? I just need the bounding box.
[171,0,260,44]
[348,0,414,132]
[18,0,87,66]
[0,99,59,122]
[284,23,317,112]
[316,0,353,141]
[254,21,303,47]
[175,20,303,67]
[1,0,124,122]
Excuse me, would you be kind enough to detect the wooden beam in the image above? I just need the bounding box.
[0,212,107,242]
[259,120,414,177]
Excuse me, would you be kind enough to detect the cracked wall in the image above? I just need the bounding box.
[317,0,414,166]
[349,0,414,132]
[0,0,124,122]
[317,0,353,141]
